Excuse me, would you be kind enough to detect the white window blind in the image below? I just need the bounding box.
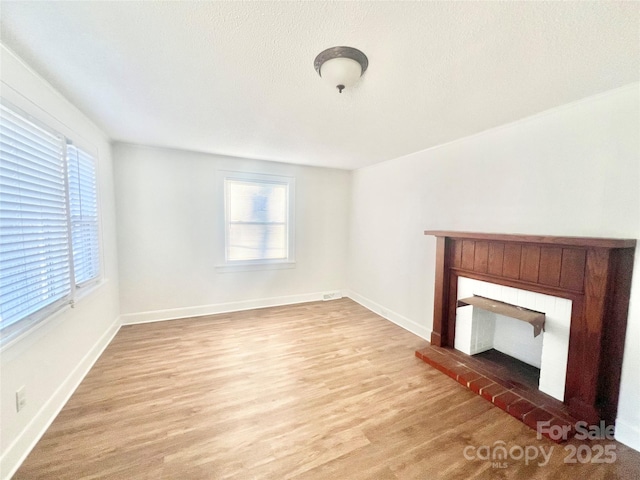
[67,144,100,285]
[0,101,102,340]
[224,173,294,264]
[0,103,71,330]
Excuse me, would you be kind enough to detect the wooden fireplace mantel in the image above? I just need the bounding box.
[424,230,636,425]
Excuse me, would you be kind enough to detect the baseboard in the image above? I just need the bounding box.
[345,290,431,341]
[615,418,640,452]
[119,292,329,325]
[0,316,121,480]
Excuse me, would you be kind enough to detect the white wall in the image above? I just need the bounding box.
[0,46,121,478]
[347,84,640,450]
[113,143,350,322]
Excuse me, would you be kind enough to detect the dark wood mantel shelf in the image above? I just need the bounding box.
[422,230,636,426]
[424,231,637,249]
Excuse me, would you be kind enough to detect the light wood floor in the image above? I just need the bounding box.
[14,299,640,479]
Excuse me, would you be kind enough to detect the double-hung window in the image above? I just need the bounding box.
[0,100,101,341]
[67,144,100,285]
[222,171,295,266]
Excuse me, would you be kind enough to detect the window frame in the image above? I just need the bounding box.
[0,98,103,345]
[66,142,101,289]
[218,170,295,270]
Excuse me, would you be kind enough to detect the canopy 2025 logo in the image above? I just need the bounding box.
[463,420,617,468]
[537,420,617,464]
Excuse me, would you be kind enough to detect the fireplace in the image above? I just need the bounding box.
[419,231,635,427]
[454,277,571,401]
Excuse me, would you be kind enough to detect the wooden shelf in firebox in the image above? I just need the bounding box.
[457,295,545,337]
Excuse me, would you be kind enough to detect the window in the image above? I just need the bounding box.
[222,172,294,265]
[67,144,100,285]
[0,101,100,340]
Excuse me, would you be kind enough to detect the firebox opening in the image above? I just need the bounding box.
[469,349,540,392]
[455,302,544,391]
[455,277,572,402]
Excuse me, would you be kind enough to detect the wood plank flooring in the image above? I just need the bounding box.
[14,299,640,479]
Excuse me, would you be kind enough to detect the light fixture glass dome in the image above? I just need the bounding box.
[314,46,368,93]
[319,57,363,93]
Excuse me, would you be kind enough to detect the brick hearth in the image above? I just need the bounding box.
[415,344,578,442]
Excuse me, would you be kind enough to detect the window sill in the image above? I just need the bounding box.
[74,277,105,304]
[215,261,296,273]
[0,278,108,353]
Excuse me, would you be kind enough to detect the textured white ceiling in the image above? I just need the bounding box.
[1,1,638,170]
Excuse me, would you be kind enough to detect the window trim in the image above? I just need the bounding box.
[0,98,103,346]
[217,170,295,270]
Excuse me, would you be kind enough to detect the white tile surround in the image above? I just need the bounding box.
[454,277,572,401]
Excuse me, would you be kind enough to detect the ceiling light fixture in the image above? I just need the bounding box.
[314,46,368,93]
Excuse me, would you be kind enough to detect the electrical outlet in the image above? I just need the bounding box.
[16,386,26,412]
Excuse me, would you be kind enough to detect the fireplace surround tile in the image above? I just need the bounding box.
[455,277,568,400]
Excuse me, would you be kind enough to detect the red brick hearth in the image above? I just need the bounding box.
[415,344,576,442]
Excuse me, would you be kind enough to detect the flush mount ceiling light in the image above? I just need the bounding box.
[314,46,368,93]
